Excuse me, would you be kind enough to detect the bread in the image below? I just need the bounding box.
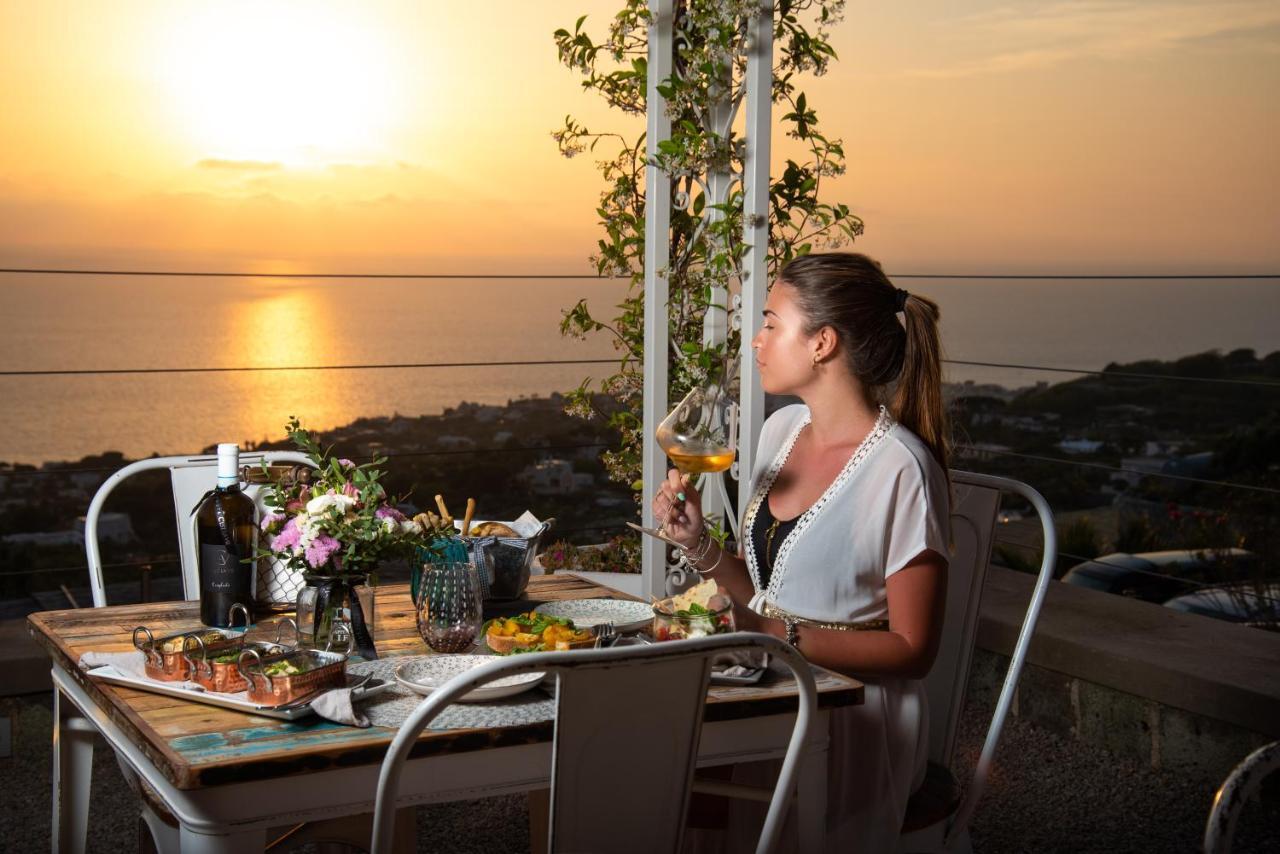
[469,521,519,538]
[664,578,718,613]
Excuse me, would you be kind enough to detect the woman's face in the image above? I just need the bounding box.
[751,282,820,395]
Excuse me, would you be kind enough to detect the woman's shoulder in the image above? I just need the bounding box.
[877,420,947,487]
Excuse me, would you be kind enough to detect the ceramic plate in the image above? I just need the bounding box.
[533,598,654,633]
[394,655,544,703]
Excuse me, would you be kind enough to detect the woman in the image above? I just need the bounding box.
[654,252,951,852]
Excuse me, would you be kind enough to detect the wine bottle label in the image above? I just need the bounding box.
[200,544,251,598]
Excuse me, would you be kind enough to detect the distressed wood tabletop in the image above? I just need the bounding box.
[27,573,862,789]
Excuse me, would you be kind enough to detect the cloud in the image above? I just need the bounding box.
[196,158,283,171]
[907,0,1280,78]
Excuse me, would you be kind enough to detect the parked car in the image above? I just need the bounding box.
[1061,548,1257,603]
[1163,583,1280,630]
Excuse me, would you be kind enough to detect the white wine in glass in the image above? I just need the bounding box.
[631,384,738,546]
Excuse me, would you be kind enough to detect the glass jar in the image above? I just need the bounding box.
[296,573,376,654]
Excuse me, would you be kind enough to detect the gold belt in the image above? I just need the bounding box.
[761,603,889,633]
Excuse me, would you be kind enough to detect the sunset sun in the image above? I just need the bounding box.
[159,2,399,165]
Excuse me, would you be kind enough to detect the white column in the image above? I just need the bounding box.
[641,0,675,601]
[737,1,772,518]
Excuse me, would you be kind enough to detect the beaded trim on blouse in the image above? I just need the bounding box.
[743,405,895,611]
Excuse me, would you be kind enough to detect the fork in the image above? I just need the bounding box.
[595,621,618,648]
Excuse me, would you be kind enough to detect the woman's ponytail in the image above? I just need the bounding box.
[891,294,949,474]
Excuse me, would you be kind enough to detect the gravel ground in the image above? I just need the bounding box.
[2,692,1276,853]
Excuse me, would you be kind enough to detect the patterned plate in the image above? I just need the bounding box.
[533,598,654,633]
[394,655,545,703]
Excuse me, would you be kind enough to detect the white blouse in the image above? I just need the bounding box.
[742,403,951,622]
[715,402,951,852]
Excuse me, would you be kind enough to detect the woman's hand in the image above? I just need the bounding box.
[652,468,704,549]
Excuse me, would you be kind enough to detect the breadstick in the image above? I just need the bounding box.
[462,498,476,537]
[434,494,450,519]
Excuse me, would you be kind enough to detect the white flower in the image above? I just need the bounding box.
[305,493,357,516]
[297,513,324,548]
[400,518,423,536]
[381,516,399,534]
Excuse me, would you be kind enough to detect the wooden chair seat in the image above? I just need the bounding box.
[901,761,962,834]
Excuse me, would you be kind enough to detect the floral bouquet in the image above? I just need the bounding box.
[257,417,452,657]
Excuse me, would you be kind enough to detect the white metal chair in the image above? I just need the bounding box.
[83,450,316,606]
[371,633,818,854]
[1204,740,1280,854]
[58,451,315,854]
[899,470,1057,852]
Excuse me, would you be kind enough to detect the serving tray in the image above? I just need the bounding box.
[86,663,390,720]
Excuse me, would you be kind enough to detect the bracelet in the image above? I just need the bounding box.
[680,525,714,563]
[694,541,726,576]
[783,616,800,648]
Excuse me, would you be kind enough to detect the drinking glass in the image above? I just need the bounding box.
[415,562,483,653]
[631,383,738,546]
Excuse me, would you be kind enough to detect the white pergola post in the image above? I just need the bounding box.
[737,2,772,514]
[641,0,674,600]
[641,0,772,599]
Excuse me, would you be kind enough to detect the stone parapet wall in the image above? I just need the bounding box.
[973,566,1280,785]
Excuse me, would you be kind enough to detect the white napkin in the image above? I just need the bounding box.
[310,688,370,728]
[79,649,370,727]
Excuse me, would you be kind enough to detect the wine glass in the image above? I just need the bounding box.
[631,383,738,546]
[415,562,483,653]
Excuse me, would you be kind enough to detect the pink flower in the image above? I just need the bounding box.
[305,534,342,569]
[338,458,356,469]
[260,512,285,533]
[342,481,360,500]
[375,505,406,523]
[271,516,302,551]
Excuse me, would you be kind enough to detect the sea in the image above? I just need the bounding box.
[2,273,1278,465]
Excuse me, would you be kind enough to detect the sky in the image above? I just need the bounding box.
[0,0,1277,275]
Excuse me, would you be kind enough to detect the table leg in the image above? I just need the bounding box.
[179,825,267,854]
[52,686,95,854]
[796,721,829,853]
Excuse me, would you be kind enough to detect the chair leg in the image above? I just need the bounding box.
[794,746,828,854]
[52,687,95,854]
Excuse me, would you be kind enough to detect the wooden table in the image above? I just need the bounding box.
[30,573,862,853]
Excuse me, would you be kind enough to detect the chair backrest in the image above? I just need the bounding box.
[926,470,1057,846]
[924,473,1002,767]
[83,451,316,607]
[371,633,817,854]
[1204,740,1280,854]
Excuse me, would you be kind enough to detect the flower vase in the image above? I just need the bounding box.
[296,572,378,658]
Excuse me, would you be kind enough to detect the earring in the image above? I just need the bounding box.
[811,355,821,370]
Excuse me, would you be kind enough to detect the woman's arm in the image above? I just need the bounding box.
[652,468,755,604]
[734,549,948,680]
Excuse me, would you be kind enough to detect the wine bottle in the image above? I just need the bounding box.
[194,444,257,627]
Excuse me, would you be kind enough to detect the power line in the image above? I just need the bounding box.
[0,357,620,378]
[0,268,622,280]
[0,556,179,579]
[5,354,1276,390]
[894,274,1279,280]
[960,445,1280,496]
[0,443,613,478]
[944,359,1280,389]
[3,267,1277,280]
